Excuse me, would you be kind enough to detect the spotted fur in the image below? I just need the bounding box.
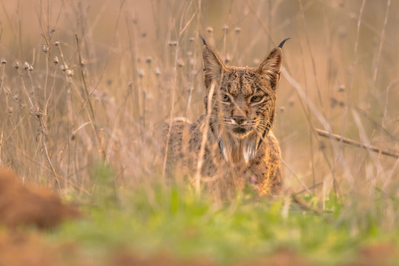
[163,39,288,197]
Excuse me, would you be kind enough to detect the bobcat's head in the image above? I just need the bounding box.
[202,38,288,162]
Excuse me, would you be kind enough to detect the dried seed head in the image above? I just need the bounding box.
[338,85,345,92]
[253,58,260,65]
[145,57,152,63]
[24,62,29,70]
[172,41,178,46]
[206,26,213,33]
[1,58,6,64]
[8,107,13,114]
[60,64,67,71]
[234,27,241,33]
[53,56,59,64]
[318,140,326,150]
[186,51,193,56]
[80,59,85,66]
[224,54,231,64]
[141,32,147,38]
[66,69,74,77]
[71,133,75,141]
[13,61,19,69]
[54,41,60,46]
[138,70,144,78]
[42,44,48,53]
[222,25,229,32]
[330,97,338,108]
[155,68,160,76]
[28,65,34,71]
[189,37,195,42]
[280,106,285,112]
[288,99,295,107]
[177,59,184,67]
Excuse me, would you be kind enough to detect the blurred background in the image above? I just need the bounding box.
[0,0,398,206]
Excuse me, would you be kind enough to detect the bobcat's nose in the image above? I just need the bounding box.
[232,116,247,125]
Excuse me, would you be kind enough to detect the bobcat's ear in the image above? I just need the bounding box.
[202,45,226,89]
[257,38,289,87]
[256,47,283,84]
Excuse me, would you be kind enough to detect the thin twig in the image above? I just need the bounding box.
[298,0,324,113]
[371,0,391,90]
[194,81,215,194]
[75,34,104,159]
[162,18,179,182]
[315,128,399,159]
[291,193,322,215]
[338,0,366,158]
[295,181,324,196]
[79,0,126,115]
[281,160,312,194]
[244,0,274,46]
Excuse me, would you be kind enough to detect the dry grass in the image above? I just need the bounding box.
[0,0,399,229]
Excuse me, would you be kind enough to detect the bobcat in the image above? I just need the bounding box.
[162,38,289,198]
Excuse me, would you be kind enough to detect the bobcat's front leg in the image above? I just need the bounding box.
[245,138,282,196]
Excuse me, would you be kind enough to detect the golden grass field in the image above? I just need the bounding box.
[0,0,399,227]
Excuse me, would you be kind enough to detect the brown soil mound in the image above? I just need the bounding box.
[0,232,89,266]
[110,251,216,266]
[0,168,80,229]
[340,243,398,266]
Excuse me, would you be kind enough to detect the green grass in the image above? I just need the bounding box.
[46,164,399,265]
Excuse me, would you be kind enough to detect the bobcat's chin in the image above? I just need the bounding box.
[230,127,253,139]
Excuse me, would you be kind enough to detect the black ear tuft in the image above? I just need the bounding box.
[200,35,208,46]
[278,38,290,49]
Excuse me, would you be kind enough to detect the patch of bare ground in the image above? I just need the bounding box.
[109,245,399,266]
[109,247,314,266]
[236,247,314,266]
[340,243,398,266]
[109,251,216,266]
[0,168,80,229]
[0,232,90,266]
[0,231,398,266]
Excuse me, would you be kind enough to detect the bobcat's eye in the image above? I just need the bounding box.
[221,94,231,102]
[251,95,263,103]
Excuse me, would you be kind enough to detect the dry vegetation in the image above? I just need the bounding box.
[0,0,399,234]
